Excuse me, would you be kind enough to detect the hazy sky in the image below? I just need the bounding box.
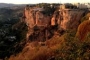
[0,0,90,4]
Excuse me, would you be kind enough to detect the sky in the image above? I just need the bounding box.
[0,0,90,4]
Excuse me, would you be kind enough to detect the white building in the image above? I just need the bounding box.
[85,3,90,8]
[78,4,87,9]
[73,3,88,9]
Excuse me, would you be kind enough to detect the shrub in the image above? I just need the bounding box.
[55,31,90,60]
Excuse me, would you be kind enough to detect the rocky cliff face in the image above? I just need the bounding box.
[51,9,84,30]
[24,7,51,41]
[24,6,85,41]
[24,7,51,28]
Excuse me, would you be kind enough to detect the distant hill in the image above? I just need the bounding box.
[0,3,16,8]
[0,3,28,8]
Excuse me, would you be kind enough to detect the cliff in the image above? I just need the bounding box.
[76,20,90,41]
[76,13,90,41]
[24,7,51,28]
[24,7,52,41]
[51,9,84,30]
[8,5,90,60]
[24,6,85,41]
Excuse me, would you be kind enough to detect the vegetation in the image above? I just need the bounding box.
[0,7,26,59]
[9,29,90,60]
[41,7,56,16]
[0,7,24,28]
[39,3,58,16]
[55,31,90,60]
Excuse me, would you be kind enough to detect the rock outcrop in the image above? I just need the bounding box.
[24,6,85,41]
[24,7,51,28]
[24,7,52,41]
[76,20,90,41]
[51,9,84,30]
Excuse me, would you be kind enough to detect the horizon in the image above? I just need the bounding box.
[0,0,90,4]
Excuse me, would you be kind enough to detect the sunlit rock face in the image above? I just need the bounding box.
[24,7,51,28]
[24,6,85,41]
[24,7,51,41]
[51,9,84,30]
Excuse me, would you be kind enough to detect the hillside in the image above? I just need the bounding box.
[9,4,90,60]
[0,3,28,8]
[9,30,90,60]
[0,3,15,8]
[76,13,90,41]
[0,3,90,60]
[0,6,25,24]
[0,6,25,59]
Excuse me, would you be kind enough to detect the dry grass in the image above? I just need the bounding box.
[46,35,64,47]
[9,35,65,60]
[9,32,90,60]
[76,20,90,41]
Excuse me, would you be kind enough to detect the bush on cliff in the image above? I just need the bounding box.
[41,7,56,16]
[55,32,90,60]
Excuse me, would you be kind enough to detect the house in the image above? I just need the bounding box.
[74,3,87,9]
